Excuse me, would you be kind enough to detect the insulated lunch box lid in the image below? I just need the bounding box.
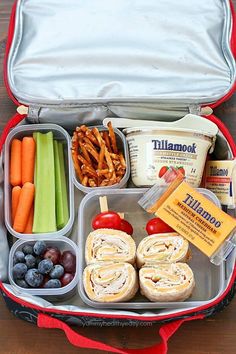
[7,0,236,108]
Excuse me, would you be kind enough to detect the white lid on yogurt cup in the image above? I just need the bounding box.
[123,114,218,138]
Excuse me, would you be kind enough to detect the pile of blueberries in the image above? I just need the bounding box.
[12,241,76,289]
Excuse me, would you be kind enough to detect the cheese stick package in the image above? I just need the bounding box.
[204,160,236,208]
[138,167,236,265]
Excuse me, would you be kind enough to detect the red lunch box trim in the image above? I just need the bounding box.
[1,0,235,322]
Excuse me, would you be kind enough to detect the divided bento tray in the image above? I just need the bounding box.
[78,188,225,309]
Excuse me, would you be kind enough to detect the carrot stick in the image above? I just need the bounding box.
[24,206,34,234]
[13,182,35,233]
[11,186,21,223]
[10,139,22,186]
[22,137,36,184]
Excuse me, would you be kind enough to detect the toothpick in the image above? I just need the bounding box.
[99,196,108,212]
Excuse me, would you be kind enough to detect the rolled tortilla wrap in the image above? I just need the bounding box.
[137,233,190,268]
[83,262,138,302]
[85,229,136,265]
[139,263,195,302]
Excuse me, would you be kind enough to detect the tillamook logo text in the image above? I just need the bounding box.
[152,139,197,153]
[182,193,221,228]
[210,166,228,176]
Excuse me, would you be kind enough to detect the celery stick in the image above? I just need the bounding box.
[54,140,64,229]
[33,132,37,187]
[58,142,69,227]
[54,141,69,229]
[33,132,57,233]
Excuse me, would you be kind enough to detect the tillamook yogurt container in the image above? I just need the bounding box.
[124,115,218,188]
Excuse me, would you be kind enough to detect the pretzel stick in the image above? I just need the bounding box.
[98,142,105,170]
[83,136,94,147]
[84,143,99,162]
[77,131,85,140]
[109,171,117,185]
[92,127,104,147]
[71,149,83,182]
[99,179,109,186]
[116,170,126,176]
[119,152,126,168]
[80,125,88,133]
[81,126,100,146]
[88,178,97,187]
[110,153,119,160]
[107,121,118,153]
[81,175,88,186]
[112,160,120,168]
[77,154,96,172]
[116,176,122,183]
[79,141,92,164]
[81,165,98,178]
[96,168,109,176]
[72,132,79,153]
[85,130,100,146]
[102,131,112,152]
[104,146,115,173]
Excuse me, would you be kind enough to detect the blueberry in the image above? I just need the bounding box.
[13,263,28,280]
[44,279,61,288]
[25,269,44,287]
[25,254,36,269]
[38,259,53,274]
[13,251,25,265]
[49,265,64,279]
[15,279,29,288]
[33,241,47,256]
[22,244,34,255]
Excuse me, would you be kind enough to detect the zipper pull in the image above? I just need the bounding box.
[189,105,213,116]
[16,105,29,115]
[200,106,213,116]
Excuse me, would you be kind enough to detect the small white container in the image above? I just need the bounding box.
[124,115,218,188]
[4,124,74,240]
[72,126,130,193]
[78,188,224,309]
[9,237,79,301]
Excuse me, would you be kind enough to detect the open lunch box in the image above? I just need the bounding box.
[1,0,236,352]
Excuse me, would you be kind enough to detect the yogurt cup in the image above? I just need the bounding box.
[124,115,218,188]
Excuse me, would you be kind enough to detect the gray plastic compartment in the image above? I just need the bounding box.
[72,126,130,193]
[4,124,74,240]
[9,237,79,302]
[78,188,224,309]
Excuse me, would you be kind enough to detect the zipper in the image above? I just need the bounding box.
[189,105,213,116]
[18,104,213,122]
[3,0,20,106]
[16,105,28,115]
